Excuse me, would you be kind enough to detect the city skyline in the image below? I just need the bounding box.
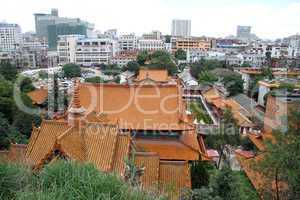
[0,0,299,39]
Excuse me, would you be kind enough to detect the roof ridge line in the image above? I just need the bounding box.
[57,127,74,142]
[107,127,120,171]
[25,128,41,157]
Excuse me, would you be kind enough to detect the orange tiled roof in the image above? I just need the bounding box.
[159,161,191,195]
[135,138,199,161]
[136,69,169,82]
[135,152,160,189]
[135,153,191,198]
[236,152,267,192]
[202,88,220,103]
[26,121,70,166]
[25,120,131,176]
[111,134,131,175]
[27,88,48,105]
[84,124,118,171]
[236,152,288,198]
[78,83,190,130]
[248,131,276,152]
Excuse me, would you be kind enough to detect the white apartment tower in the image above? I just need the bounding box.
[0,23,21,52]
[171,19,191,37]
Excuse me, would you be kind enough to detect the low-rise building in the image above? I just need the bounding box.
[137,39,165,51]
[118,33,138,51]
[111,50,138,67]
[57,35,84,65]
[75,38,115,66]
[172,37,211,52]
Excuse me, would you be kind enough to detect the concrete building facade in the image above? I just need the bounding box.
[0,23,21,52]
[171,19,191,37]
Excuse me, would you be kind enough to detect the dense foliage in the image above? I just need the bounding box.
[0,160,165,200]
[256,109,300,200]
[62,63,81,78]
[183,166,259,200]
[136,50,177,75]
[190,60,244,96]
[85,76,105,83]
[148,50,177,75]
[124,61,140,73]
[175,49,187,60]
[0,61,41,150]
[205,109,241,168]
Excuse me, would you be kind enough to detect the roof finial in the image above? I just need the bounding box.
[68,79,86,128]
[71,79,82,109]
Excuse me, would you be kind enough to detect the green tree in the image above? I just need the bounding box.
[175,49,187,60]
[206,109,240,169]
[198,71,218,84]
[0,61,18,81]
[256,109,300,200]
[0,113,26,150]
[223,74,244,96]
[190,161,211,189]
[164,35,171,43]
[62,63,81,78]
[0,77,14,122]
[190,59,224,79]
[125,61,140,73]
[148,50,177,75]
[212,167,241,200]
[261,66,274,80]
[85,76,104,83]
[19,76,35,93]
[137,50,149,65]
[241,62,251,68]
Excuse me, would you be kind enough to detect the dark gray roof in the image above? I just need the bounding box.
[232,94,258,114]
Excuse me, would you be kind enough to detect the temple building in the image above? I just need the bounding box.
[24,69,208,197]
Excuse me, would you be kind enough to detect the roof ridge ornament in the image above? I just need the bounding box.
[68,79,86,128]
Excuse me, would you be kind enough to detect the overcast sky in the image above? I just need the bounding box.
[0,0,299,39]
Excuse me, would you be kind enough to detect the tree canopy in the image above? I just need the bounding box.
[148,50,177,75]
[85,76,105,83]
[137,50,149,66]
[175,49,187,61]
[124,61,140,73]
[62,63,81,78]
[256,109,300,199]
[0,61,18,81]
[0,61,41,149]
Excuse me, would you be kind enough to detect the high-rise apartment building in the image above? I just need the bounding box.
[0,23,21,52]
[171,19,191,37]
